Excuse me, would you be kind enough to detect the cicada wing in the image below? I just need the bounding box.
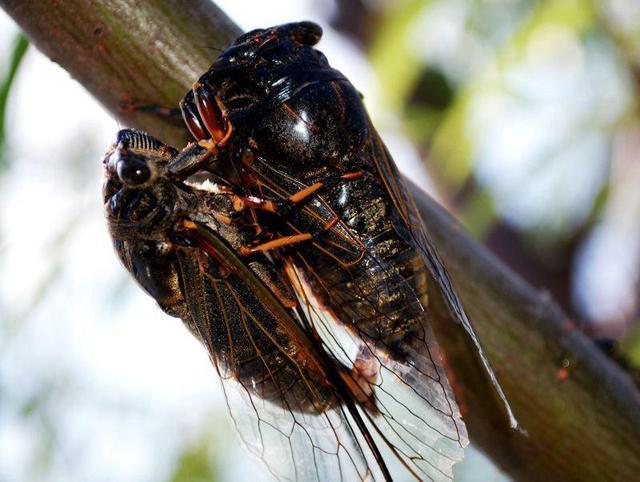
[367,132,519,430]
[218,378,378,482]
[288,262,468,481]
[175,228,379,482]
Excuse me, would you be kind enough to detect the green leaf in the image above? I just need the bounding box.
[170,436,219,482]
[0,32,29,171]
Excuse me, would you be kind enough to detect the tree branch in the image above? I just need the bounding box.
[2,0,638,480]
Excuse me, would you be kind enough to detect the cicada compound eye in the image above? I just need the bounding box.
[116,152,151,186]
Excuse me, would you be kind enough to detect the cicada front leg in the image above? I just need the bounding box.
[119,101,183,119]
[165,142,218,177]
[187,83,234,147]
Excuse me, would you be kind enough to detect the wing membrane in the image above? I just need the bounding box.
[176,224,380,481]
[289,261,468,481]
[367,132,518,430]
[220,378,376,482]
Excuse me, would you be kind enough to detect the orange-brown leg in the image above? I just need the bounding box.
[240,233,313,256]
[230,172,364,215]
[192,83,234,146]
[239,215,342,255]
[233,172,364,254]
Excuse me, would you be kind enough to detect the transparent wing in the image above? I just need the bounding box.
[287,260,468,482]
[218,373,377,482]
[236,132,475,479]
[367,132,519,430]
[174,232,381,482]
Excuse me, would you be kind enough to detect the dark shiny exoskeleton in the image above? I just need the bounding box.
[180,23,517,447]
[181,21,432,359]
[103,129,338,413]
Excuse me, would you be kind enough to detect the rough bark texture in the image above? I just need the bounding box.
[1,0,240,146]
[1,0,639,480]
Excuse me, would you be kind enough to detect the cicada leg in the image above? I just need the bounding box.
[234,171,364,254]
[191,82,234,146]
[166,142,216,177]
[282,171,364,213]
[232,171,365,216]
[240,233,314,255]
[180,90,210,141]
[239,215,345,255]
[118,100,183,119]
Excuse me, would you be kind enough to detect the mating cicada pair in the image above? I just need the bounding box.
[103,22,517,482]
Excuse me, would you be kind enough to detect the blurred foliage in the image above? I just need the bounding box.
[0,32,28,170]
[624,325,640,367]
[369,0,429,112]
[431,0,600,190]
[368,0,640,351]
[169,434,219,482]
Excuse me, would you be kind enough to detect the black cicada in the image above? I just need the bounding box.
[107,21,519,482]
[103,129,471,482]
[174,19,518,476]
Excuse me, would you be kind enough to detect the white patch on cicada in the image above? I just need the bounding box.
[183,172,227,194]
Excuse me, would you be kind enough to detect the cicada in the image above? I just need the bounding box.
[174,19,518,475]
[103,129,475,482]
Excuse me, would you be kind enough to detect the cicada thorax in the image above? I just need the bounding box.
[103,130,338,413]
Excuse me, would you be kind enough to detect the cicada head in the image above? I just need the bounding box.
[180,22,333,141]
[102,129,187,241]
[102,130,198,315]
